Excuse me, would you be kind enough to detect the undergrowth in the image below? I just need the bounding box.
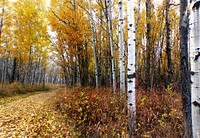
[136,87,184,137]
[56,87,127,137]
[56,86,184,137]
[0,82,51,97]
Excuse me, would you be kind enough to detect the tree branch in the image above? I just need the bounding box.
[50,9,70,26]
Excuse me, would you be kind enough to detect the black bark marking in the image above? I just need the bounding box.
[193,101,200,108]
[128,80,133,83]
[194,52,200,61]
[129,103,133,106]
[191,71,195,76]
[128,90,132,93]
[192,1,200,10]
[127,73,136,79]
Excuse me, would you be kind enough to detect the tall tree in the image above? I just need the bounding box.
[190,0,200,137]
[180,0,192,137]
[127,0,136,136]
[0,0,5,90]
[13,0,50,85]
[165,0,173,86]
[118,0,125,92]
[0,0,4,39]
[49,0,92,86]
[88,0,99,88]
[145,0,152,90]
[106,0,116,93]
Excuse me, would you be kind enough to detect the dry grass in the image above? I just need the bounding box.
[0,82,51,97]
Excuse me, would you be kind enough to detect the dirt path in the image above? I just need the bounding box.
[0,91,69,137]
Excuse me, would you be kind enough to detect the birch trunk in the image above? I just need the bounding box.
[11,58,17,83]
[180,0,192,137]
[0,0,4,39]
[1,58,7,90]
[135,0,141,39]
[127,0,136,136]
[190,1,200,137]
[166,0,173,86]
[106,0,116,93]
[0,0,5,90]
[76,45,81,85]
[145,0,151,90]
[88,0,99,88]
[118,0,125,93]
[135,0,141,80]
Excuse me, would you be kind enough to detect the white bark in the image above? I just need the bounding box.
[76,45,81,85]
[88,0,99,88]
[106,0,116,93]
[1,1,6,90]
[118,0,125,93]
[127,0,136,135]
[190,1,200,137]
[0,0,4,38]
[135,0,141,38]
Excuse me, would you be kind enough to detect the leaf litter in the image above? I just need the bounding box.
[0,90,69,137]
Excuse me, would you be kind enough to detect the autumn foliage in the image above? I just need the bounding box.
[56,87,184,137]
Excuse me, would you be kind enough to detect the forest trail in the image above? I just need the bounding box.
[0,90,69,137]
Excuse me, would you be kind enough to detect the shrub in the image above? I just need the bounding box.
[25,84,51,92]
[56,86,184,137]
[56,87,127,137]
[10,82,26,94]
[135,87,184,137]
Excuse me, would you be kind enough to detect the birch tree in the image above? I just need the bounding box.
[127,0,136,136]
[118,0,125,92]
[88,0,99,88]
[166,0,173,86]
[0,0,4,39]
[145,0,152,90]
[135,0,141,38]
[106,0,116,93]
[0,0,6,90]
[190,0,200,137]
[180,0,192,136]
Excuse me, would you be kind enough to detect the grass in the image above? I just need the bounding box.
[0,82,57,105]
[0,82,52,98]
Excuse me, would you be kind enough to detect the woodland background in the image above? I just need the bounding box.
[0,0,197,137]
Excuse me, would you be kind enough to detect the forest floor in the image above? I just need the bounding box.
[0,87,184,137]
[0,89,69,137]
